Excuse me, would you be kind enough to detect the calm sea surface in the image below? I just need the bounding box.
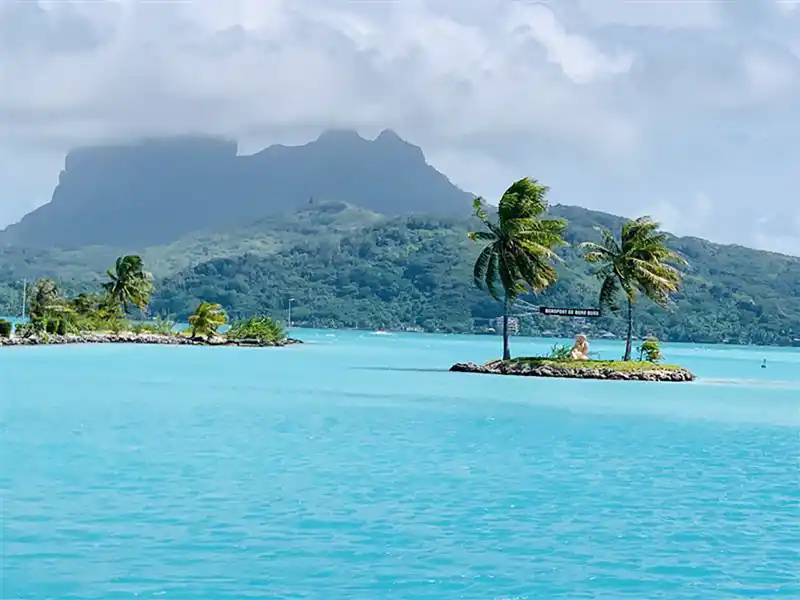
[2,331,798,599]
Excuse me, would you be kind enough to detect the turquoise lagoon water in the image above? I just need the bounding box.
[1,331,798,599]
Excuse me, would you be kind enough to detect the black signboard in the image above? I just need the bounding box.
[538,306,601,318]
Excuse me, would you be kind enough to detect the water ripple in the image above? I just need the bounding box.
[2,339,799,599]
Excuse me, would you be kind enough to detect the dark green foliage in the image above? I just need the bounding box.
[152,215,486,333]
[469,178,567,359]
[638,337,663,362]
[548,343,572,359]
[0,319,11,337]
[15,322,35,338]
[227,316,286,344]
[56,319,67,336]
[45,320,58,334]
[103,255,153,313]
[149,211,800,346]
[28,279,62,323]
[188,302,227,339]
[1,203,799,346]
[582,216,685,360]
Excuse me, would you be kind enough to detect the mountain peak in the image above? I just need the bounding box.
[376,129,402,142]
[315,129,367,144]
[2,129,472,247]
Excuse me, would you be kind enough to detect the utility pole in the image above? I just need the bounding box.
[288,297,294,329]
[21,279,27,321]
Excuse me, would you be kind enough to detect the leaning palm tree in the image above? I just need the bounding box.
[581,216,687,361]
[188,301,228,339]
[470,177,567,360]
[28,279,68,327]
[103,255,153,314]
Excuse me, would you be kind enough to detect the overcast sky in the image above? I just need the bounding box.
[0,0,798,254]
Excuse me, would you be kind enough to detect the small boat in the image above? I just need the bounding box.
[373,330,391,335]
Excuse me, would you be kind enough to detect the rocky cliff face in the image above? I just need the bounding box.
[2,130,472,248]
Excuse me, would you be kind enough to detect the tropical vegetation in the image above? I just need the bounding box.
[188,301,228,339]
[227,316,286,345]
[581,217,686,360]
[637,337,663,363]
[103,255,154,314]
[2,254,290,347]
[469,178,566,359]
[0,198,798,348]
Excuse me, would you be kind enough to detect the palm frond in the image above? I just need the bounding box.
[598,276,620,312]
[468,231,496,242]
[485,251,502,301]
[472,197,489,223]
[473,245,494,288]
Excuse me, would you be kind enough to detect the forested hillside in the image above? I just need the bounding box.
[149,206,800,346]
[2,202,798,345]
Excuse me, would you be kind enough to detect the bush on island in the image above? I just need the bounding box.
[637,337,663,362]
[226,315,286,344]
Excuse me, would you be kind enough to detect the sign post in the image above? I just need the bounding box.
[538,306,601,318]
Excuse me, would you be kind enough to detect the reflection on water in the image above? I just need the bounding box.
[2,330,799,598]
[699,378,800,390]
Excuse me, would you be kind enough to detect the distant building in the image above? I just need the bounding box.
[493,316,520,335]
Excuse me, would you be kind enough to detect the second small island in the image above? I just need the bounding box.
[450,357,695,382]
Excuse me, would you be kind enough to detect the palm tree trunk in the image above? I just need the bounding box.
[623,297,633,361]
[502,294,511,361]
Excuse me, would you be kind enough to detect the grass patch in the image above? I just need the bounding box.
[501,358,686,372]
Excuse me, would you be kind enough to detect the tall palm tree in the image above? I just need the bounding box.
[188,301,227,339]
[581,216,687,361]
[28,279,65,325]
[103,255,153,314]
[470,177,567,360]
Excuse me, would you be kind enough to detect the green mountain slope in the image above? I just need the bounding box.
[2,202,798,345]
[0,202,382,312]
[148,207,800,346]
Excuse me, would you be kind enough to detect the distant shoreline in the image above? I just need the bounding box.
[0,331,302,348]
[1,318,798,350]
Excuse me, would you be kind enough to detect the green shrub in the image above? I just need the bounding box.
[45,319,58,334]
[15,322,35,338]
[637,337,663,362]
[548,343,572,360]
[107,319,129,334]
[130,317,175,335]
[153,316,176,335]
[226,315,286,344]
[56,320,68,336]
[0,319,11,338]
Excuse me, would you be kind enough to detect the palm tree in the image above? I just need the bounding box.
[188,301,227,339]
[470,177,567,360]
[581,216,687,361]
[103,255,153,314]
[28,279,66,326]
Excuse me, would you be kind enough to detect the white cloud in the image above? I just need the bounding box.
[646,192,715,240]
[0,0,797,255]
[575,0,723,29]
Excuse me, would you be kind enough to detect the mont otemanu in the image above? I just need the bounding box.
[450,358,696,382]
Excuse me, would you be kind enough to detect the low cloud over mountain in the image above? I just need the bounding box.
[0,0,797,253]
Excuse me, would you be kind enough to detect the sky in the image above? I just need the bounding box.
[0,0,798,255]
